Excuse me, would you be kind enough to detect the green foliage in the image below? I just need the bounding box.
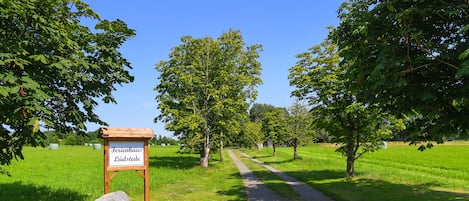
[332,0,469,142]
[249,103,276,122]
[238,121,263,148]
[150,135,178,146]
[155,29,262,167]
[261,107,289,156]
[286,100,314,159]
[289,36,405,178]
[0,0,135,169]
[63,134,77,145]
[44,131,59,144]
[286,100,313,144]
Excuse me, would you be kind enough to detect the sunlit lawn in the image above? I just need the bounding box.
[2,142,469,201]
[0,145,245,201]
[242,142,469,201]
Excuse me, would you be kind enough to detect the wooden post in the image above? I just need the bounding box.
[99,128,154,201]
[104,139,110,194]
[144,140,150,201]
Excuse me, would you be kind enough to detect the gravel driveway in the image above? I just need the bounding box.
[228,149,333,201]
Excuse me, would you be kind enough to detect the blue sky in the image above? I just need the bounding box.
[84,1,343,137]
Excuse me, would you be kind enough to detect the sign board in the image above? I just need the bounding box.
[109,141,144,167]
[99,128,154,201]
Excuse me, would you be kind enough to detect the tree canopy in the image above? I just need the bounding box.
[286,99,313,160]
[249,103,276,122]
[0,0,135,169]
[332,0,469,141]
[261,107,288,156]
[289,35,405,178]
[154,29,262,167]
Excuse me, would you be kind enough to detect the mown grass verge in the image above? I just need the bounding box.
[241,142,469,201]
[0,145,245,201]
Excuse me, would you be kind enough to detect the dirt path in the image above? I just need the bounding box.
[238,152,334,201]
[228,149,333,201]
[228,149,287,201]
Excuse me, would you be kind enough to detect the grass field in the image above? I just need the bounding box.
[0,145,245,201]
[1,142,468,201]
[242,142,469,201]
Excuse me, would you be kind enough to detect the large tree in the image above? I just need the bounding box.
[289,36,405,179]
[332,0,469,143]
[0,0,135,172]
[155,30,262,167]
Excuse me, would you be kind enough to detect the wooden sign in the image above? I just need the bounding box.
[99,128,154,201]
[109,141,145,167]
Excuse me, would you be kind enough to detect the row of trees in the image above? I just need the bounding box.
[154,1,468,179]
[287,0,468,178]
[2,0,467,180]
[37,130,175,147]
[237,102,314,160]
[154,31,317,165]
[41,130,103,146]
[149,135,179,146]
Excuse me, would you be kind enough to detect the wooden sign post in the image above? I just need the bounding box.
[99,128,154,201]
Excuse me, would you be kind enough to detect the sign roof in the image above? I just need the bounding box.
[99,128,155,139]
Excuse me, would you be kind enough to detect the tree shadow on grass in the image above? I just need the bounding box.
[285,169,346,181]
[215,182,246,201]
[251,155,272,159]
[149,155,200,169]
[318,178,469,201]
[282,170,469,201]
[0,181,88,201]
[240,153,295,165]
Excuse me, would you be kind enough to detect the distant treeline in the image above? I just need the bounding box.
[149,135,179,146]
[38,130,179,146]
[41,129,103,145]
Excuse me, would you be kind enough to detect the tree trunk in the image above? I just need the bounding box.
[293,145,298,160]
[293,139,298,160]
[219,134,224,162]
[200,132,211,167]
[273,144,277,156]
[346,138,355,179]
[200,145,210,168]
[346,153,355,179]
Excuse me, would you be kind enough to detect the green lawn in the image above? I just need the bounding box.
[1,143,469,201]
[242,142,469,201]
[0,145,245,201]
